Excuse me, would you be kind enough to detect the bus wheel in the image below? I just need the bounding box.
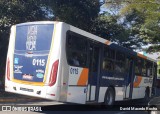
[104,87,115,107]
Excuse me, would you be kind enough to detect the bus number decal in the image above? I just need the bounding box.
[144,78,153,84]
[70,68,78,75]
[32,59,46,66]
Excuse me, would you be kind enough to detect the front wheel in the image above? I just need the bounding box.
[104,87,115,106]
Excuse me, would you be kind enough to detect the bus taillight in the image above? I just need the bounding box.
[49,60,59,86]
[7,58,10,80]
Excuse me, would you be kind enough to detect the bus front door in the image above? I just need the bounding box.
[125,58,134,99]
[87,44,101,102]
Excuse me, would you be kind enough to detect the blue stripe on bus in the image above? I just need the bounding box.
[99,71,126,87]
[88,71,128,87]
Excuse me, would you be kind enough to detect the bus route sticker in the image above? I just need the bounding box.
[26,25,37,51]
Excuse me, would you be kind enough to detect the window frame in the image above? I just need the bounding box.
[66,31,88,68]
[102,45,116,72]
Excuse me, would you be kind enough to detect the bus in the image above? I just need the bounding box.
[5,21,157,105]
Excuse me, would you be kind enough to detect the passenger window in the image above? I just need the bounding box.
[115,52,125,73]
[66,31,87,67]
[103,59,114,71]
[102,47,115,71]
[142,60,146,76]
[125,58,130,72]
[116,52,125,62]
[135,59,142,75]
[146,61,153,77]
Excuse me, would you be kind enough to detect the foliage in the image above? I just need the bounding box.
[104,0,160,52]
[91,13,131,49]
[49,0,142,49]
[91,11,144,49]
[49,0,100,31]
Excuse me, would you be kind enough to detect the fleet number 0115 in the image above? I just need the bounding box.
[32,59,45,66]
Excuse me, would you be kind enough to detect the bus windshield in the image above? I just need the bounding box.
[15,24,54,51]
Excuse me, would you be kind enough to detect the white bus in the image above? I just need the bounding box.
[5,21,157,105]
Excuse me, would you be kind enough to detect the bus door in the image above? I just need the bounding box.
[124,58,134,99]
[87,43,101,102]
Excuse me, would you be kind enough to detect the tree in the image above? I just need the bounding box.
[48,0,100,31]
[48,0,142,49]
[91,12,144,49]
[104,0,160,52]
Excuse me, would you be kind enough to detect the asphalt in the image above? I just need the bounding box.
[0,91,43,103]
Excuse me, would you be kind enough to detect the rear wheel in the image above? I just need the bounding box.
[104,87,115,106]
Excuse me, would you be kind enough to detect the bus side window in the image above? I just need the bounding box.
[102,46,115,71]
[125,58,130,72]
[146,61,153,77]
[71,52,80,66]
[115,52,125,73]
[103,59,114,71]
[142,60,146,76]
[66,31,88,67]
[146,61,154,77]
[135,58,142,75]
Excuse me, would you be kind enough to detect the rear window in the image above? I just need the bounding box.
[15,24,54,51]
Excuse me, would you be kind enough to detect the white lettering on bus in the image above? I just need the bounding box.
[102,76,124,81]
[26,26,37,51]
[144,78,153,84]
[32,59,45,66]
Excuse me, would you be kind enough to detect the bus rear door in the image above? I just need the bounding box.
[124,57,134,99]
[87,43,101,102]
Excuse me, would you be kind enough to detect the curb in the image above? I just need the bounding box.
[0,92,45,103]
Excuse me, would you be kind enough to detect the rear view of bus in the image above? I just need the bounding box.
[5,22,61,100]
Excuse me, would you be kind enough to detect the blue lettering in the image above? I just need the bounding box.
[76,69,78,74]
[70,68,73,74]
[70,68,79,75]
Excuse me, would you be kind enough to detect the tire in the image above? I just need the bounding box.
[104,87,115,107]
